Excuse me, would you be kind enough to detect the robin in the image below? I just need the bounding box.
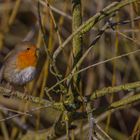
[0,41,39,91]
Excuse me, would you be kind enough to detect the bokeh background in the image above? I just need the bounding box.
[0,0,140,140]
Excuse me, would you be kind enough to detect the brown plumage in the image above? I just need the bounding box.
[0,41,39,85]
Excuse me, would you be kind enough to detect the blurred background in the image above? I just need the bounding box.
[0,0,140,140]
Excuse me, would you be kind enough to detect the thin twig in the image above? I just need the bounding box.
[45,48,140,93]
[0,106,31,117]
[39,0,72,20]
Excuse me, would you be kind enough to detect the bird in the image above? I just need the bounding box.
[0,41,39,91]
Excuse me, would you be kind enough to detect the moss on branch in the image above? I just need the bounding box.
[0,85,64,111]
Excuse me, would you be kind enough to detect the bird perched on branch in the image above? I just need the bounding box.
[0,41,39,93]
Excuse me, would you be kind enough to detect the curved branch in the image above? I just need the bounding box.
[53,0,138,60]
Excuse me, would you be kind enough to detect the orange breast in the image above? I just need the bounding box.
[16,47,37,70]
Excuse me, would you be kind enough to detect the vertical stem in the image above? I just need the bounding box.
[8,0,21,26]
[98,0,105,88]
[65,0,82,110]
[106,14,119,133]
[86,103,95,140]
[72,0,82,90]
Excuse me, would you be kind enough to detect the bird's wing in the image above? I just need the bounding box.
[0,50,16,82]
[3,50,15,62]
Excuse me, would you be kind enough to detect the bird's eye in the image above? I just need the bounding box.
[27,48,30,50]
